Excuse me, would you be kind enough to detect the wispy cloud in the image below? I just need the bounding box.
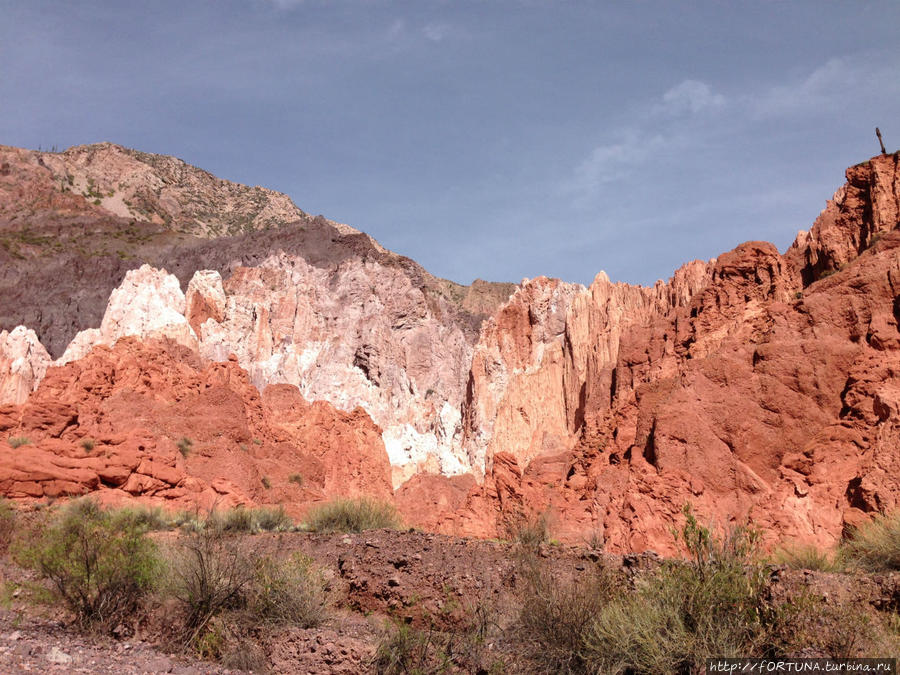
[382,18,462,48]
[569,131,669,196]
[264,0,304,9]
[657,79,726,115]
[564,78,722,200]
[387,18,406,41]
[747,56,900,119]
[565,52,900,204]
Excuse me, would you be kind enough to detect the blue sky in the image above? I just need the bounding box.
[2,1,899,286]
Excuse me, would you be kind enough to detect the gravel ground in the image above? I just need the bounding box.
[0,611,247,675]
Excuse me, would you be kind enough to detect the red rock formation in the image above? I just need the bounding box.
[434,153,900,554]
[0,337,393,515]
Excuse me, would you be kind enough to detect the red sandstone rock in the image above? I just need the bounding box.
[432,153,900,554]
[0,337,393,514]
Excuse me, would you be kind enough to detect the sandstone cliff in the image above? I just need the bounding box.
[417,152,900,553]
[3,142,899,555]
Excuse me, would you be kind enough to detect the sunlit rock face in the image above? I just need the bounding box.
[59,264,198,365]
[0,326,52,405]
[3,142,900,556]
[191,254,477,487]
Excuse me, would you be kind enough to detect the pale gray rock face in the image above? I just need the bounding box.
[59,264,197,365]
[39,142,318,238]
[192,254,474,486]
[0,326,52,405]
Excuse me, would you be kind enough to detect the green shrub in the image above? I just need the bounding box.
[168,527,328,656]
[374,611,507,675]
[772,542,839,572]
[249,552,327,627]
[288,473,303,486]
[15,498,160,630]
[517,561,620,674]
[80,438,95,453]
[583,506,771,673]
[517,506,777,673]
[304,497,400,533]
[171,509,204,532]
[840,512,900,571]
[210,507,253,533]
[374,621,452,674]
[109,504,171,532]
[8,436,30,448]
[176,437,193,458]
[0,498,16,553]
[251,505,292,532]
[507,511,550,551]
[168,527,257,642]
[260,476,271,490]
[207,506,292,533]
[587,592,689,674]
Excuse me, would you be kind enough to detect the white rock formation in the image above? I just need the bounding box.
[0,326,53,405]
[59,264,197,364]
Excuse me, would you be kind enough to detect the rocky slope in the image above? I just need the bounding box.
[0,143,511,358]
[0,336,392,511]
[409,152,900,553]
[2,142,899,554]
[0,143,514,480]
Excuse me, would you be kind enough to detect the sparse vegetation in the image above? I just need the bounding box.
[14,498,160,631]
[199,505,293,534]
[0,495,898,671]
[840,511,900,571]
[168,527,257,645]
[374,611,507,675]
[584,507,773,672]
[512,506,900,671]
[0,498,16,553]
[108,504,171,532]
[517,561,620,673]
[374,621,454,674]
[176,437,193,458]
[773,542,840,572]
[8,436,30,448]
[304,497,400,533]
[250,505,292,532]
[288,473,304,486]
[248,552,328,627]
[260,476,271,489]
[80,438,96,453]
[507,510,550,551]
[168,526,328,655]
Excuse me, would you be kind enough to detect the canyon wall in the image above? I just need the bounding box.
[3,143,900,553]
